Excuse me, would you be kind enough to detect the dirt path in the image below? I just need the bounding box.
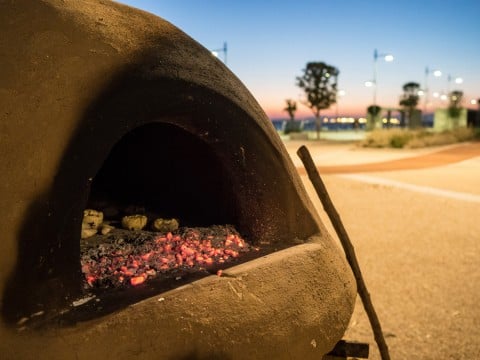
[287,140,480,360]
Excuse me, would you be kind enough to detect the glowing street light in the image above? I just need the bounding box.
[365,48,394,105]
[210,42,228,65]
[384,54,394,62]
[423,66,443,115]
[424,66,442,89]
[447,74,464,93]
[426,72,464,109]
[335,89,346,120]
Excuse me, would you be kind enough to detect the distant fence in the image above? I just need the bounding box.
[272,116,437,132]
[271,119,366,132]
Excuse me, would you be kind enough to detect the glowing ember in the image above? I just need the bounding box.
[81,225,254,288]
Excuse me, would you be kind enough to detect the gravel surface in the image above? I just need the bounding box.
[285,140,480,360]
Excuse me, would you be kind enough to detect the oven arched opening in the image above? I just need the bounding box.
[86,122,239,229]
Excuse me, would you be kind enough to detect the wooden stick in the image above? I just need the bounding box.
[297,145,391,360]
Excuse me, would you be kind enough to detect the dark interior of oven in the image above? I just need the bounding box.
[87,122,239,227]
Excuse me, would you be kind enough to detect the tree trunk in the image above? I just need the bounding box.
[400,111,406,128]
[315,112,321,140]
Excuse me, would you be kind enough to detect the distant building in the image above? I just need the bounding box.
[433,109,467,131]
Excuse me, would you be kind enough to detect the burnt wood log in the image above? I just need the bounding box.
[325,340,370,359]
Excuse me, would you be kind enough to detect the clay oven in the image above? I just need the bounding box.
[0,1,356,359]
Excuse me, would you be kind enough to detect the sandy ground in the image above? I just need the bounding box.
[284,140,480,360]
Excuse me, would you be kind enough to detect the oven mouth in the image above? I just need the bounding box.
[7,121,289,328]
[87,122,239,229]
[64,122,286,324]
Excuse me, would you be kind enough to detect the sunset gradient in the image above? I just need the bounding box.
[118,0,480,120]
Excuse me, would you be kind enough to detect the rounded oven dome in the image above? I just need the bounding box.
[0,1,356,358]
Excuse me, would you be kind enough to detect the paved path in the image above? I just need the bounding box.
[314,173,480,360]
[288,140,480,359]
[295,141,480,174]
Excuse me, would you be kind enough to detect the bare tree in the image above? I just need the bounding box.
[297,62,339,139]
[283,99,298,134]
[284,99,297,121]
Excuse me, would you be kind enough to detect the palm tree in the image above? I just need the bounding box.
[448,90,464,128]
[366,105,382,130]
[399,82,420,128]
[284,99,297,121]
[283,99,298,134]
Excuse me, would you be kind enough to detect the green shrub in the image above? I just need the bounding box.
[361,127,476,149]
[361,129,396,147]
[451,127,475,141]
[284,121,302,134]
[367,105,382,117]
[389,132,413,148]
[474,128,480,139]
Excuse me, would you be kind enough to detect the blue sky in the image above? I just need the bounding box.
[117,0,480,118]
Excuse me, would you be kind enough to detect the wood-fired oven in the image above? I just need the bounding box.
[0,1,356,359]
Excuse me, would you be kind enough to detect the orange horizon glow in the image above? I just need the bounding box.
[261,98,464,119]
[263,104,370,119]
[255,90,380,119]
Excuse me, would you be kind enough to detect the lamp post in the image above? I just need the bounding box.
[431,74,464,105]
[447,74,463,94]
[335,89,346,122]
[422,66,442,118]
[365,49,394,106]
[211,42,228,65]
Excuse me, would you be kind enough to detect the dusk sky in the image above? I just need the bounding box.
[117,0,480,119]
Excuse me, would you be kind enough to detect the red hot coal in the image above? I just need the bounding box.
[81,225,256,289]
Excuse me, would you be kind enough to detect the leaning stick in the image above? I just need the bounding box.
[297,145,391,360]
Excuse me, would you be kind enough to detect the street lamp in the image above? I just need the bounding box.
[211,42,228,65]
[447,74,463,93]
[427,72,463,107]
[422,66,442,116]
[335,89,346,121]
[365,49,394,106]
